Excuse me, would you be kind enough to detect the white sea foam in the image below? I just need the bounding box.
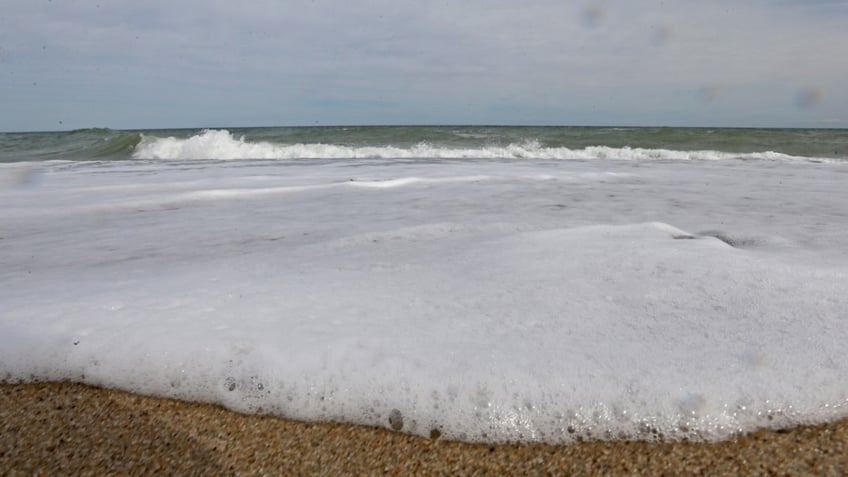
[2,156,847,443]
[132,129,822,162]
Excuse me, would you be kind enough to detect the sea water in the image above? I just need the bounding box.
[1,126,847,443]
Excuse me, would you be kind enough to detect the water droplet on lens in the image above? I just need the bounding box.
[388,409,404,431]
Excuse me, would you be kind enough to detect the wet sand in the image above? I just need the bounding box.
[1,382,846,476]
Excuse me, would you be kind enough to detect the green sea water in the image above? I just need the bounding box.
[0,126,846,163]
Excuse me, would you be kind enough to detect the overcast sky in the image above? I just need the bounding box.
[1,0,846,131]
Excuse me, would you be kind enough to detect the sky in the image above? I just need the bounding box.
[1,0,847,131]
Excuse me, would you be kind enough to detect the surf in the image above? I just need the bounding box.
[131,129,833,162]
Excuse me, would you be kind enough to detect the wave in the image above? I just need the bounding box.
[132,129,831,162]
[47,130,142,160]
[67,127,116,135]
[0,129,144,163]
[89,132,144,158]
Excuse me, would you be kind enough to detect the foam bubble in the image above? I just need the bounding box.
[2,220,847,443]
[2,157,847,444]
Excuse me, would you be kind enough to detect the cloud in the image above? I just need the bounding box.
[1,0,847,130]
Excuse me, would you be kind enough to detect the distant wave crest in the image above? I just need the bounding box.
[132,129,825,162]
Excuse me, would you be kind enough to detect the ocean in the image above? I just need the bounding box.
[1,126,847,163]
[1,126,847,443]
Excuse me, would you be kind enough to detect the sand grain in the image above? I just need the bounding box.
[2,382,847,476]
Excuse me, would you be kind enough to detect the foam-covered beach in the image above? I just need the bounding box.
[3,382,848,475]
[2,127,847,472]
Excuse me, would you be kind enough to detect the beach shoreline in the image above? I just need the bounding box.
[2,382,846,476]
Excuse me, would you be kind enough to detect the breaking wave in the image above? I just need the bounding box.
[132,129,828,162]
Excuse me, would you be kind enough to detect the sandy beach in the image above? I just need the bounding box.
[1,382,845,476]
